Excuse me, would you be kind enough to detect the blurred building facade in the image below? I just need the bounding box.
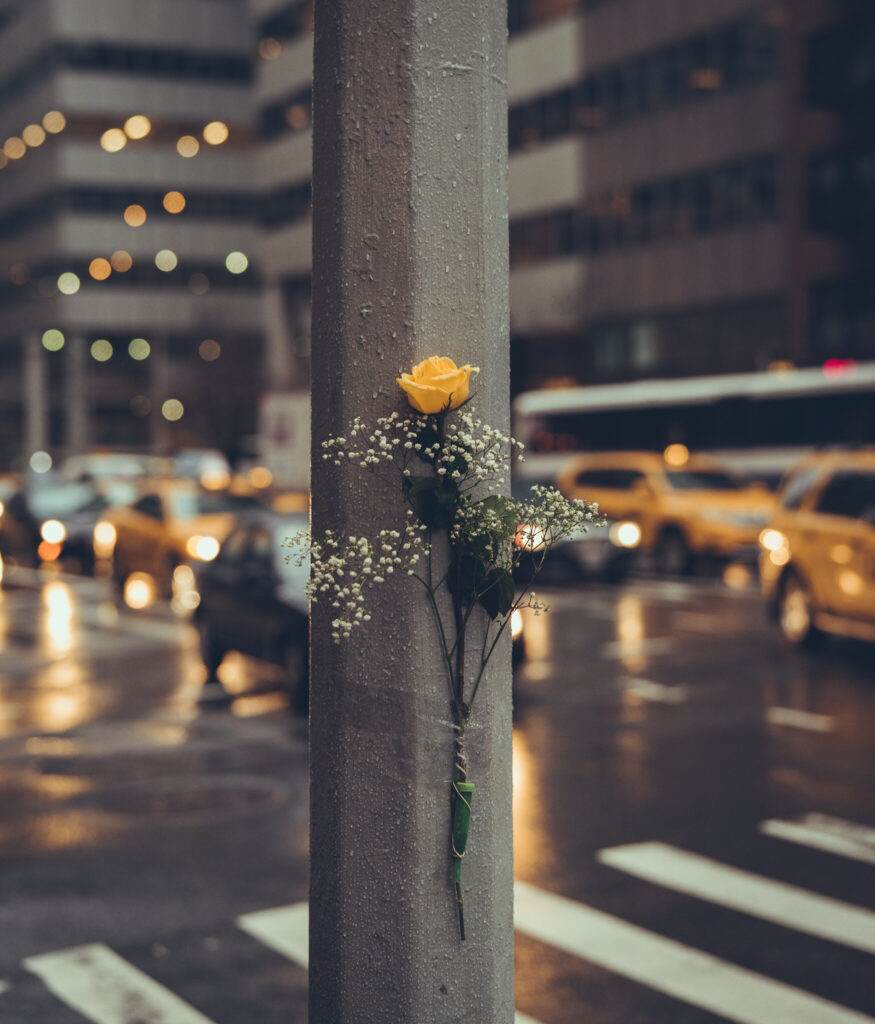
[0,0,260,469]
[248,0,873,400]
[1,0,872,470]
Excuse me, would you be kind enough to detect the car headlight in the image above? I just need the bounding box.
[759,528,790,566]
[515,523,546,551]
[511,609,523,639]
[93,520,117,556]
[40,519,66,544]
[609,521,641,548]
[186,535,220,561]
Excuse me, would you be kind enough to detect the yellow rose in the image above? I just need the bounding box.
[397,356,479,414]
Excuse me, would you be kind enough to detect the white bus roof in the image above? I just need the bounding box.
[513,362,875,417]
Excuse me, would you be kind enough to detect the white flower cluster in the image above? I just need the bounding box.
[440,411,524,489]
[319,409,524,488]
[515,484,603,547]
[287,514,426,641]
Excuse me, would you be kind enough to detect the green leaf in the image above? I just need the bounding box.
[478,567,515,619]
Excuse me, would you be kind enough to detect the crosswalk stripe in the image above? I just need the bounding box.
[237,902,544,1024]
[23,943,216,1024]
[598,841,875,955]
[237,902,309,966]
[514,881,875,1024]
[761,814,875,867]
[766,706,835,732]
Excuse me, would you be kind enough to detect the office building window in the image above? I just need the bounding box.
[260,87,312,140]
[508,10,781,151]
[509,154,780,266]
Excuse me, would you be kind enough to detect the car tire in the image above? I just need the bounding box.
[655,527,692,576]
[198,619,225,678]
[777,571,821,648]
[282,639,309,715]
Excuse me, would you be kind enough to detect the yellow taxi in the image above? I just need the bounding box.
[759,449,875,645]
[95,480,268,598]
[557,448,774,573]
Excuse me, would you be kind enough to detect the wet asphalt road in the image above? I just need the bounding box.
[0,564,873,1023]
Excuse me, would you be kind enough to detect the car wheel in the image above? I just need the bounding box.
[655,527,691,576]
[198,619,225,678]
[778,572,821,648]
[282,639,309,715]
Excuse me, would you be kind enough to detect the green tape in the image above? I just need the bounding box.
[452,781,475,883]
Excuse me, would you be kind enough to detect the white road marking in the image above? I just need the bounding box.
[622,678,687,703]
[600,637,676,659]
[766,707,835,733]
[598,841,875,955]
[238,902,309,966]
[514,881,875,1024]
[237,902,544,1024]
[23,943,216,1023]
[761,814,875,867]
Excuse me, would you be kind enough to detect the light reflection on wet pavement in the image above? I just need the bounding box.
[0,566,873,1023]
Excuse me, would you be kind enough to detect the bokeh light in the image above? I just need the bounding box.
[131,395,152,417]
[30,450,52,473]
[0,151,7,170]
[176,135,199,157]
[57,272,80,295]
[42,111,66,133]
[162,399,184,421]
[203,121,229,145]
[225,251,248,274]
[100,128,127,152]
[89,258,112,281]
[111,250,133,272]
[90,339,113,362]
[198,339,221,361]
[163,190,186,213]
[188,273,210,295]
[285,104,309,130]
[259,37,282,60]
[22,124,46,147]
[124,115,152,139]
[128,337,151,360]
[3,137,26,159]
[124,204,147,226]
[155,249,178,272]
[42,329,65,352]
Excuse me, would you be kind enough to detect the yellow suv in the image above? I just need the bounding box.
[557,451,774,573]
[759,450,875,646]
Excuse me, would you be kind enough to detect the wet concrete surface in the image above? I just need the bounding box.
[0,566,873,1022]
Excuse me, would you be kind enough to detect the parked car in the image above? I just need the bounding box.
[557,451,774,574]
[193,513,310,711]
[759,449,875,646]
[99,480,268,595]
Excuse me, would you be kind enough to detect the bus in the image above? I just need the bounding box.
[512,361,875,487]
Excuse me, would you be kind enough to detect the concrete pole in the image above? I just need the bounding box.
[310,1,512,1022]
[23,332,49,458]
[64,335,90,456]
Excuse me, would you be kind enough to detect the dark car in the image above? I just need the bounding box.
[193,513,310,711]
[0,478,123,574]
[511,475,635,584]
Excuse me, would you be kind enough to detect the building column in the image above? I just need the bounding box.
[23,332,49,458]
[64,335,90,456]
[263,281,295,389]
[309,1,512,1021]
